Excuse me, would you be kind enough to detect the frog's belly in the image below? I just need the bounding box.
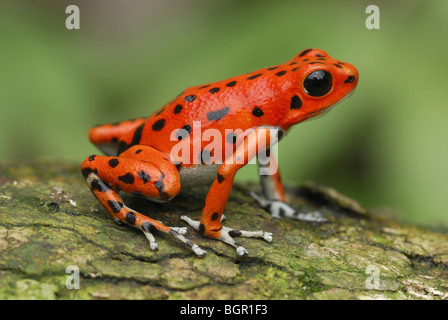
[178,164,220,189]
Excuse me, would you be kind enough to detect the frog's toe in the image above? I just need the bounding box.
[236,246,249,256]
[250,191,327,222]
[187,241,207,257]
[262,231,273,242]
[270,201,296,219]
[181,215,272,256]
[169,227,206,257]
[142,228,159,251]
[180,215,200,229]
[218,225,273,256]
[141,221,205,257]
[170,226,188,235]
[217,226,250,256]
[250,191,294,218]
[294,211,327,223]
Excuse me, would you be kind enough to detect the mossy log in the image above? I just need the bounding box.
[0,160,447,300]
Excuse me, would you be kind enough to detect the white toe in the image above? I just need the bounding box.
[263,232,273,242]
[236,246,248,256]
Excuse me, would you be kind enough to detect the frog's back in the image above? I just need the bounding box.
[110,48,358,163]
[131,63,298,156]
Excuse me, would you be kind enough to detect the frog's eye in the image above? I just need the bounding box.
[303,70,332,97]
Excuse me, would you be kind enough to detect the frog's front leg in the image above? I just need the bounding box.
[250,148,326,223]
[81,145,206,257]
[181,127,275,256]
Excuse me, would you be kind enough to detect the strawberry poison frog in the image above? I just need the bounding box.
[81,48,358,257]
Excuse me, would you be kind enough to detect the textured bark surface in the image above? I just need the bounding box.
[0,160,447,300]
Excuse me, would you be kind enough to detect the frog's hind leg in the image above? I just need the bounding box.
[81,146,206,257]
[88,118,146,156]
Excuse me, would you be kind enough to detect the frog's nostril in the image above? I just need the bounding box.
[344,75,356,84]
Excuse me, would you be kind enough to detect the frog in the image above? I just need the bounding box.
[81,48,358,257]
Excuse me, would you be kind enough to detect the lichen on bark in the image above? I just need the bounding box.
[0,160,447,300]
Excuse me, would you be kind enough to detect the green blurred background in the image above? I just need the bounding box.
[1,0,447,228]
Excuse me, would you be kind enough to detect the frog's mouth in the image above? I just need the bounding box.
[309,89,355,116]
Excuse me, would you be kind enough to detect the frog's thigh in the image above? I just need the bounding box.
[85,147,180,201]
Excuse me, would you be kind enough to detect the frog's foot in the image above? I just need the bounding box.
[249,191,327,222]
[168,229,207,257]
[180,215,273,256]
[141,222,206,257]
[169,226,188,235]
[154,220,188,235]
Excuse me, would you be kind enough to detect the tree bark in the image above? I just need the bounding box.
[0,160,447,300]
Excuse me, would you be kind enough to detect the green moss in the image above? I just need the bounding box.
[0,160,447,299]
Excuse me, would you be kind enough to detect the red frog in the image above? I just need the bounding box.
[81,48,358,257]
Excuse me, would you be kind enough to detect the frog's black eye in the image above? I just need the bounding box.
[303,70,332,97]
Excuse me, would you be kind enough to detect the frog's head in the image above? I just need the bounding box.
[282,48,358,127]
